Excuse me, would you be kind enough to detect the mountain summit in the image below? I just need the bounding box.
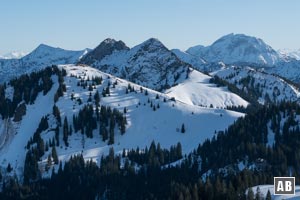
[187,33,280,66]
[79,38,191,91]
[79,38,129,65]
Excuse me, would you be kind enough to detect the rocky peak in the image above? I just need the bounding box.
[79,38,129,65]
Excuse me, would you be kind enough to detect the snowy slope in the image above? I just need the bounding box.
[187,33,280,66]
[0,65,244,177]
[278,49,300,60]
[0,75,60,176]
[80,38,192,91]
[165,68,248,108]
[172,49,230,73]
[212,66,300,104]
[0,44,89,83]
[186,45,206,57]
[171,49,206,69]
[249,185,300,200]
[268,60,300,83]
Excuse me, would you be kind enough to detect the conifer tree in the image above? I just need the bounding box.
[53,104,61,126]
[63,116,69,146]
[52,146,59,164]
[94,90,100,104]
[266,190,271,200]
[55,126,60,147]
[181,123,185,133]
[255,187,262,200]
[37,138,45,157]
[247,188,254,200]
[108,128,114,145]
[120,118,126,135]
[6,163,12,173]
[46,154,52,172]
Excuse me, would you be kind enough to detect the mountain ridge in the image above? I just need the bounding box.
[0,44,89,83]
[79,37,193,91]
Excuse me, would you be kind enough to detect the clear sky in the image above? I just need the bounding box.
[1,0,300,54]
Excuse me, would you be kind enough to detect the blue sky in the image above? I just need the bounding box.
[1,0,300,54]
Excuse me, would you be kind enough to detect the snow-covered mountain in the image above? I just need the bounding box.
[278,49,300,60]
[187,33,280,67]
[0,64,244,177]
[79,38,129,65]
[22,44,89,65]
[0,51,27,59]
[212,66,300,104]
[79,38,192,91]
[176,34,300,85]
[0,44,89,83]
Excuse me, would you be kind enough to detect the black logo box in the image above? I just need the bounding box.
[274,177,295,195]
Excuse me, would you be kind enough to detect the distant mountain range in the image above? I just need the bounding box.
[0,51,27,59]
[1,33,300,94]
[0,44,89,83]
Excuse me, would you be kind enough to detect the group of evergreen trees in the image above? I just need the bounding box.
[24,115,59,183]
[197,101,300,177]
[125,141,182,167]
[76,75,103,90]
[0,65,60,119]
[54,68,67,103]
[14,101,300,199]
[2,140,281,200]
[72,104,127,144]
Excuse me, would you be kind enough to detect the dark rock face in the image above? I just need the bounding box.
[79,38,129,65]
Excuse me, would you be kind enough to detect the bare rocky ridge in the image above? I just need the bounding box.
[79,38,192,91]
[79,38,129,65]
